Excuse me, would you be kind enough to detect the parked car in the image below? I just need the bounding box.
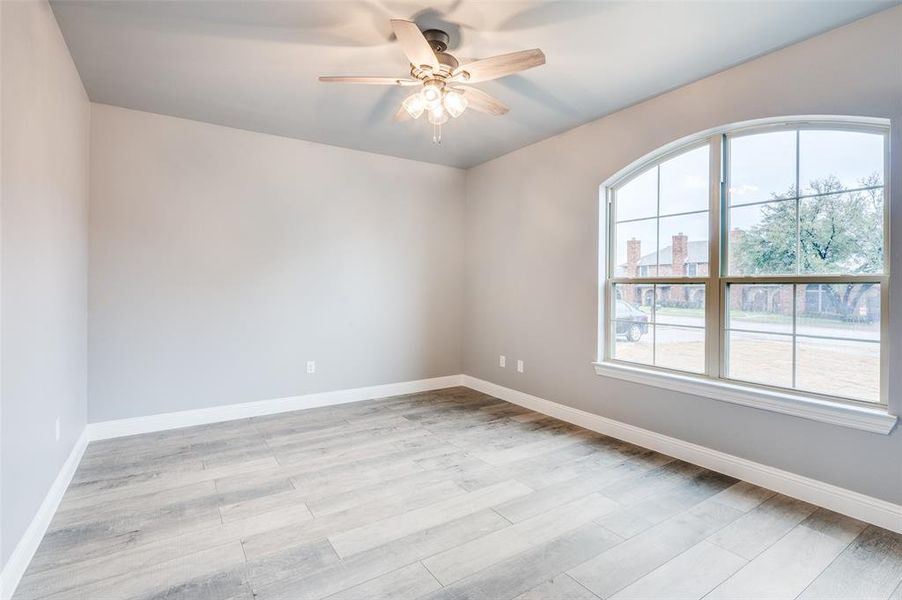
[615,300,649,342]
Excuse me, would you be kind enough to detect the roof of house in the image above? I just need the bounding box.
[637,240,709,266]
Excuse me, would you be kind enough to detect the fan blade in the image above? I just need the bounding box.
[460,87,509,116]
[319,76,420,86]
[453,49,545,83]
[390,19,439,71]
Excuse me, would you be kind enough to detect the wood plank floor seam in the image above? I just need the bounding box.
[418,559,444,590]
[490,507,514,525]
[563,572,604,600]
[11,387,902,600]
[703,537,761,564]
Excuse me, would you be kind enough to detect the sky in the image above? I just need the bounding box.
[613,128,884,270]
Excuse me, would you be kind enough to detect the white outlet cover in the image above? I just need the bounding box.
[55,417,61,441]
[499,355,506,368]
[517,360,524,373]
[306,360,316,374]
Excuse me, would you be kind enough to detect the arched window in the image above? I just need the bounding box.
[599,117,888,409]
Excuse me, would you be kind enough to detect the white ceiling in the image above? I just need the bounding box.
[51,0,897,168]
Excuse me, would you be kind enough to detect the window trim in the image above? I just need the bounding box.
[596,116,896,434]
[592,360,896,434]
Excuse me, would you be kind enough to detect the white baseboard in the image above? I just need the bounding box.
[87,375,464,441]
[0,429,89,600]
[461,375,902,535]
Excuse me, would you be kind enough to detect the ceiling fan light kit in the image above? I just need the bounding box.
[319,19,545,144]
[443,90,468,118]
[402,93,426,119]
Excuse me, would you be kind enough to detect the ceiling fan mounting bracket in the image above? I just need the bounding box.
[422,29,450,53]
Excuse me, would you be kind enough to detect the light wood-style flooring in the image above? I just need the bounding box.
[14,387,902,600]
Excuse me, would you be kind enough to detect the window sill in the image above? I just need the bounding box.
[592,361,897,434]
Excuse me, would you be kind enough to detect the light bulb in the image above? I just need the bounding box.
[427,105,449,125]
[421,82,443,109]
[443,91,468,118]
[402,93,425,119]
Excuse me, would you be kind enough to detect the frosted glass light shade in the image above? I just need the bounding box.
[427,105,449,125]
[402,93,425,119]
[443,91,468,118]
[421,83,443,109]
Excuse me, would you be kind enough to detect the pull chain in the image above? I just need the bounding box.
[432,122,442,145]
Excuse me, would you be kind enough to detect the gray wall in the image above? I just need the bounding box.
[1,1,90,567]
[88,104,466,422]
[463,7,902,504]
[4,4,900,577]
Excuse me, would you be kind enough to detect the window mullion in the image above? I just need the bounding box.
[795,129,801,276]
[655,166,661,278]
[880,280,889,405]
[604,188,614,362]
[791,283,798,389]
[720,274,887,285]
[652,165,660,366]
[706,135,723,379]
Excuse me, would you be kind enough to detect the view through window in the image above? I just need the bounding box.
[605,121,887,405]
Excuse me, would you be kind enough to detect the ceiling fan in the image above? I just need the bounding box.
[319,19,545,143]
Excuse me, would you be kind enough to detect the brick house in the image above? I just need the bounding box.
[617,233,706,308]
[616,232,879,322]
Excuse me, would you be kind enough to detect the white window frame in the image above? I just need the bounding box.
[595,116,897,434]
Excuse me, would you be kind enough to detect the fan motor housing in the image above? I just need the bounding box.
[431,31,460,72]
[423,29,450,53]
[436,52,459,72]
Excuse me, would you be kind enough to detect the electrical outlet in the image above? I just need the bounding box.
[306,360,316,374]
[517,360,524,373]
[499,355,506,368]
[55,417,61,442]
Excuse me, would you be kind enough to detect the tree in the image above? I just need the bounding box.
[732,173,883,320]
